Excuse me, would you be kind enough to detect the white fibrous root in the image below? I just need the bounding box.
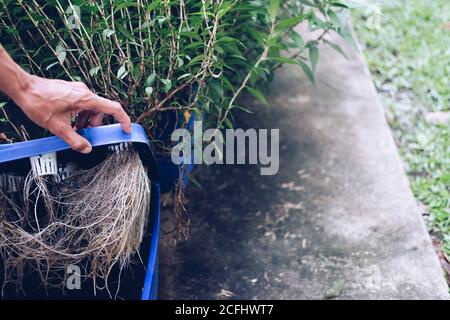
[0,150,151,294]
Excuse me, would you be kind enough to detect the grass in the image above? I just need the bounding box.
[353,0,450,255]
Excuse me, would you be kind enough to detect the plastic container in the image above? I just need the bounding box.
[153,110,197,193]
[29,152,58,177]
[0,124,160,300]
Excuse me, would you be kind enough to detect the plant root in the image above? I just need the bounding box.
[0,150,151,296]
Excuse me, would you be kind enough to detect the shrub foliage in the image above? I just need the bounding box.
[0,0,350,144]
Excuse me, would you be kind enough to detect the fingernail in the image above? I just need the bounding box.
[81,145,92,154]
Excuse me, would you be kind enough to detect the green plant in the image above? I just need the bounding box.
[0,0,350,150]
[353,0,450,255]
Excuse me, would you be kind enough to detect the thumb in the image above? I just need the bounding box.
[55,126,92,154]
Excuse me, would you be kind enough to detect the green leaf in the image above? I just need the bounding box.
[177,73,191,81]
[328,42,348,59]
[217,2,232,20]
[187,54,206,67]
[268,0,281,22]
[299,0,316,7]
[224,117,233,129]
[141,21,152,29]
[46,61,59,71]
[146,0,162,12]
[210,79,224,99]
[299,61,315,84]
[55,42,66,64]
[327,9,340,26]
[184,41,204,50]
[276,16,304,30]
[247,87,269,106]
[117,65,128,80]
[234,105,254,114]
[217,36,240,44]
[309,45,319,72]
[133,64,141,79]
[331,1,349,8]
[291,32,305,50]
[116,24,135,41]
[338,25,357,50]
[161,79,172,92]
[270,56,299,65]
[0,102,8,109]
[89,66,101,77]
[177,56,184,67]
[102,29,115,40]
[145,87,153,97]
[145,73,156,86]
[114,2,137,13]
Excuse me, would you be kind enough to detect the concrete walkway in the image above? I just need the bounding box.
[160,32,449,299]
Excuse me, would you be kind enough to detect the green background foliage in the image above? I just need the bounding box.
[0,0,349,147]
[353,0,450,254]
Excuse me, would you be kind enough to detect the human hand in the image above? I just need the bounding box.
[13,75,131,153]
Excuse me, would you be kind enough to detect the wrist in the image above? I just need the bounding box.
[0,46,34,108]
[10,72,35,109]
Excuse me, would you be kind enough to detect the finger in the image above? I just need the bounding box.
[88,112,104,127]
[53,125,92,154]
[85,95,132,133]
[75,110,92,129]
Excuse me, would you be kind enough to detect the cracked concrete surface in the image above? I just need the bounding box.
[159,32,449,300]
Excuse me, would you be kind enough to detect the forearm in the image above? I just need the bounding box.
[0,44,31,105]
